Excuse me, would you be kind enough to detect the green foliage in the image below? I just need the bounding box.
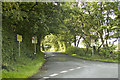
[2,26,34,63]
[66,46,82,55]
[42,34,67,52]
[2,54,45,78]
[2,2,119,53]
[2,2,120,78]
[99,46,118,59]
[66,46,92,56]
[2,19,45,78]
[65,46,118,62]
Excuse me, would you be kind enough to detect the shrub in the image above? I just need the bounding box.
[66,46,91,56]
[65,46,118,62]
[99,46,118,59]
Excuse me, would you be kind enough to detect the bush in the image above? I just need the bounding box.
[65,46,118,62]
[2,26,45,78]
[66,46,92,56]
[99,46,118,59]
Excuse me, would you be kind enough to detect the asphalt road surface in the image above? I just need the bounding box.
[31,52,118,80]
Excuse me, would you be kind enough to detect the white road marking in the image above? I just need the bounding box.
[60,70,68,73]
[47,67,82,78]
[69,69,75,71]
[49,73,58,77]
[43,77,49,79]
[76,67,81,69]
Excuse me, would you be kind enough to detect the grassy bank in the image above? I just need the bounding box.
[65,47,119,63]
[2,53,45,79]
[69,54,118,63]
[2,26,46,79]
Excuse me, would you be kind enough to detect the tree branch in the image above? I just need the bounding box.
[110,40,117,47]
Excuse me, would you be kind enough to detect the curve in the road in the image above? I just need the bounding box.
[31,52,118,79]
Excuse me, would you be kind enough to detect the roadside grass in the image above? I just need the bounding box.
[2,28,46,80]
[65,46,119,63]
[2,53,46,80]
[69,54,119,63]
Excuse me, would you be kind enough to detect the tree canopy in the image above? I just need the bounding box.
[2,1,120,53]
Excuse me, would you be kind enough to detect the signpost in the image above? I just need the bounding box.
[91,39,95,56]
[17,34,22,57]
[90,29,96,56]
[118,39,120,51]
[32,36,37,56]
[118,28,120,51]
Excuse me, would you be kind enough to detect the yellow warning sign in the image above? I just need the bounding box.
[17,34,22,42]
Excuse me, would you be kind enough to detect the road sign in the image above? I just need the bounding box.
[32,36,37,44]
[17,34,22,42]
[17,34,22,57]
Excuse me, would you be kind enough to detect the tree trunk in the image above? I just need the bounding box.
[105,29,109,47]
[77,36,82,47]
[83,37,91,48]
[37,36,41,53]
[41,43,45,51]
[105,10,110,47]
[74,35,76,47]
[63,41,66,52]
[85,46,88,56]
[110,40,117,47]
[99,32,105,47]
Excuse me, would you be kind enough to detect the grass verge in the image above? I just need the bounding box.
[2,53,46,80]
[67,54,119,63]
